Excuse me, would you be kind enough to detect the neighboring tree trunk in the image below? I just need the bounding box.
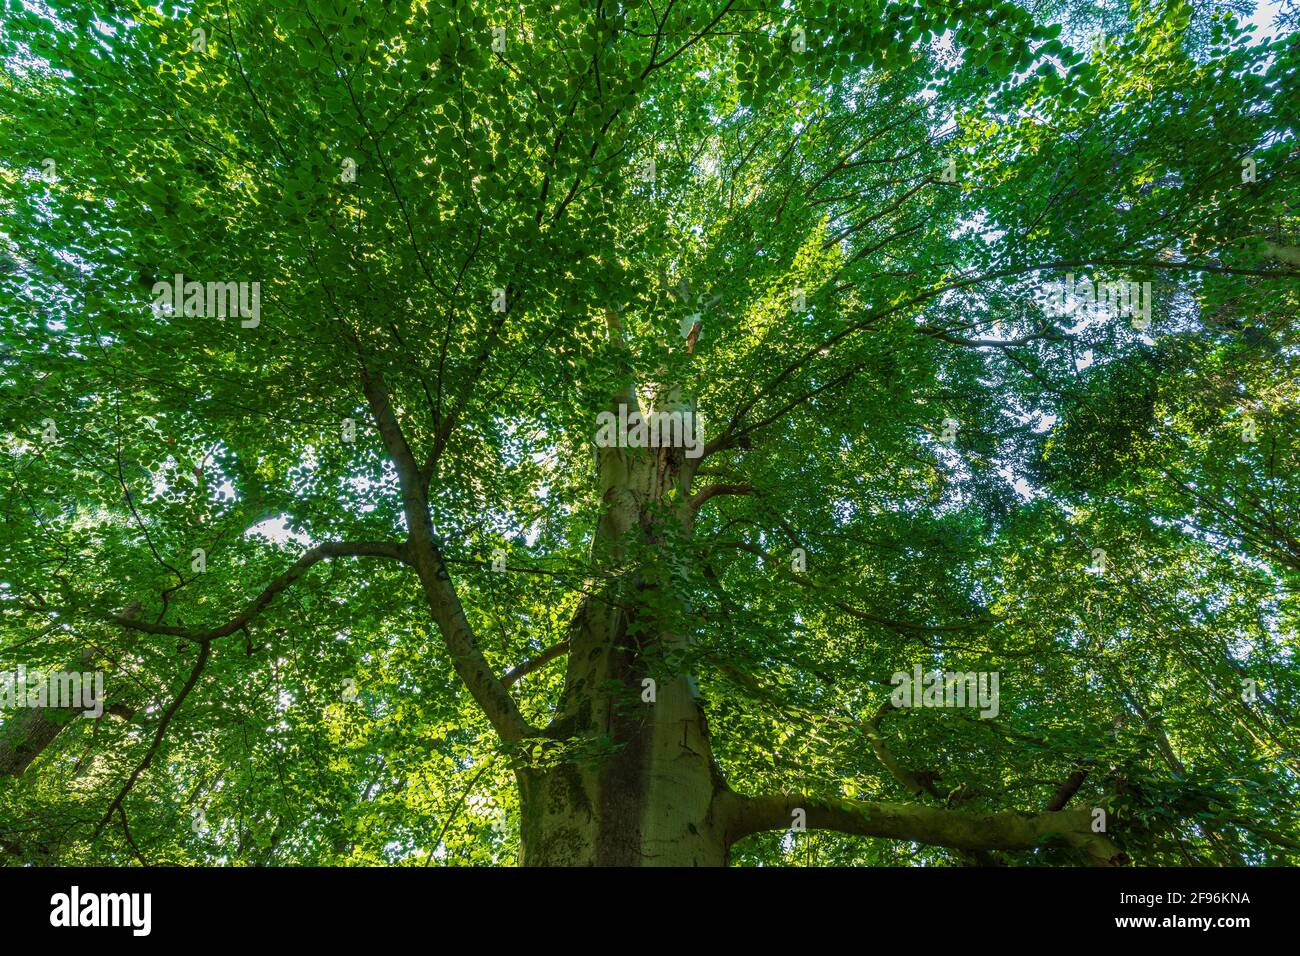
[0,704,82,777]
[0,649,117,777]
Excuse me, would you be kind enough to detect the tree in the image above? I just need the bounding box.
[0,0,1296,866]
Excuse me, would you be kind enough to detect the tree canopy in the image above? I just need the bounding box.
[0,0,1297,866]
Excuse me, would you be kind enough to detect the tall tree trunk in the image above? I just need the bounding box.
[517,396,730,865]
[516,662,730,866]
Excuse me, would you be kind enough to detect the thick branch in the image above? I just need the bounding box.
[688,483,755,512]
[501,641,570,689]
[351,355,533,743]
[718,791,1126,865]
[408,539,536,742]
[1045,769,1090,812]
[862,703,946,800]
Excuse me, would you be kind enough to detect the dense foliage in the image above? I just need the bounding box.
[0,0,1297,865]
